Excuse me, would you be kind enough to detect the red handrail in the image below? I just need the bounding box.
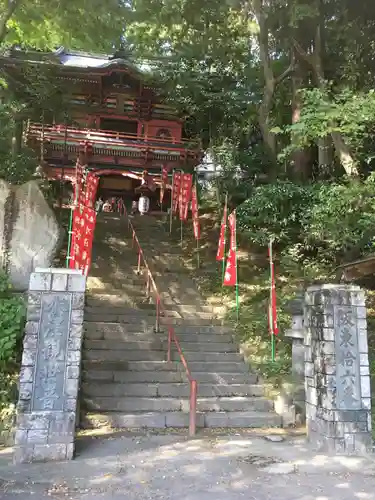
[28,123,201,149]
[124,209,198,436]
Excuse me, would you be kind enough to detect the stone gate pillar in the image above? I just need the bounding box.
[14,268,86,464]
[304,284,372,454]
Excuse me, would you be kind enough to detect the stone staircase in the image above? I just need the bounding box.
[80,213,281,429]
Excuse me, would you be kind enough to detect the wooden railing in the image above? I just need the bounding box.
[27,123,201,151]
[124,210,198,436]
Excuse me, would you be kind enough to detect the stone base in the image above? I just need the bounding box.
[14,442,74,464]
[13,270,86,464]
[307,419,373,454]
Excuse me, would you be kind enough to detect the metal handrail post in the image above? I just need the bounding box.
[155,297,160,333]
[167,328,172,362]
[189,380,198,437]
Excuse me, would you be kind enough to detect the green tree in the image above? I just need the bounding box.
[0,0,128,50]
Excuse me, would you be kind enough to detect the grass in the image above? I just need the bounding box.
[169,201,375,435]
[169,207,300,386]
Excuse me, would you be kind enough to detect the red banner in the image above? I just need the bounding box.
[268,243,279,335]
[191,185,200,240]
[160,167,168,204]
[223,211,237,287]
[83,173,99,209]
[179,173,193,221]
[216,201,227,261]
[69,206,96,275]
[172,172,181,214]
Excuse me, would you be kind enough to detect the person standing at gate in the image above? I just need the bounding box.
[95,196,104,214]
[138,193,150,215]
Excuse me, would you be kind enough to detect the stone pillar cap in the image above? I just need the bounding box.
[34,267,83,275]
[306,283,361,292]
[285,329,304,340]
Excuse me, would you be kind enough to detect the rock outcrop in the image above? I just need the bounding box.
[0,180,62,290]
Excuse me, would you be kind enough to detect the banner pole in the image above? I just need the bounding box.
[234,209,239,323]
[271,325,275,362]
[269,238,275,362]
[160,165,163,213]
[169,169,174,234]
[196,237,200,268]
[67,161,79,268]
[179,170,183,248]
[66,206,74,268]
[221,193,228,288]
[196,179,200,268]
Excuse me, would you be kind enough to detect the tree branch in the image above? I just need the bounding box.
[275,51,296,86]
[0,0,21,46]
[292,38,314,66]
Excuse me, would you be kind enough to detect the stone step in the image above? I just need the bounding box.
[172,324,232,334]
[86,298,154,309]
[82,370,185,384]
[82,349,166,362]
[84,314,225,327]
[81,382,265,398]
[84,328,233,344]
[203,411,281,428]
[83,340,163,351]
[189,362,249,373]
[82,360,180,372]
[86,290,150,302]
[83,339,237,354]
[170,351,241,362]
[197,396,273,412]
[84,310,218,322]
[192,372,258,384]
[85,295,155,306]
[81,410,281,429]
[82,396,272,413]
[85,303,221,315]
[84,322,158,335]
[87,270,142,281]
[84,321,232,336]
[86,284,146,295]
[167,342,237,353]
[82,370,257,384]
[86,293,210,306]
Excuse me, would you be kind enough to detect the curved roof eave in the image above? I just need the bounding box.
[55,47,150,76]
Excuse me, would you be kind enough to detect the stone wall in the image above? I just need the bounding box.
[0,180,62,290]
[14,269,86,464]
[304,284,372,454]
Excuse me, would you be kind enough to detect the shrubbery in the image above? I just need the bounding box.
[0,272,26,414]
[237,176,375,267]
[237,181,313,248]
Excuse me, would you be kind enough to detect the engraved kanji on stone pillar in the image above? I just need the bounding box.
[304,284,372,454]
[14,269,86,464]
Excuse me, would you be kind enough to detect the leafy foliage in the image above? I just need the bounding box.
[0,271,25,370]
[278,88,375,166]
[237,181,313,247]
[306,176,375,265]
[0,102,38,184]
[1,0,128,50]
[237,177,375,266]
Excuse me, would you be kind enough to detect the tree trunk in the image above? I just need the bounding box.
[11,118,23,160]
[258,81,276,157]
[317,136,333,173]
[290,61,311,181]
[330,132,358,176]
[293,17,358,176]
[252,0,277,159]
[0,0,21,45]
